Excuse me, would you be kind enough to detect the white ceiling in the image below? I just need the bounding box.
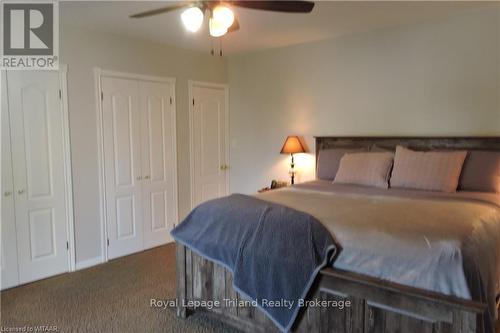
[61,1,497,55]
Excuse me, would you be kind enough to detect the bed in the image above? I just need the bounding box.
[174,137,500,333]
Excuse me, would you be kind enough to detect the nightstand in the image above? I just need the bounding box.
[258,180,289,193]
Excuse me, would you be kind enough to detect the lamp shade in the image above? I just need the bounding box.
[280,136,306,154]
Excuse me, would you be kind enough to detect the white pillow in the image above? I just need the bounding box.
[334,152,394,189]
[390,146,467,193]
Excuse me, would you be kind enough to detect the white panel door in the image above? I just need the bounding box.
[140,82,176,249]
[1,71,19,289]
[102,77,144,259]
[192,85,228,206]
[7,71,69,284]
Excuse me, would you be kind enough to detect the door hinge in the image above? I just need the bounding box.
[170,97,173,105]
[192,99,194,106]
[107,238,109,246]
[59,89,62,100]
[66,241,69,250]
[101,91,104,101]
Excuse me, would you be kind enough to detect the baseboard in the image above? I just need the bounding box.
[75,256,102,270]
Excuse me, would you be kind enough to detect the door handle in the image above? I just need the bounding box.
[144,175,150,179]
[136,176,142,181]
[17,189,25,194]
[220,165,229,170]
[4,191,12,197]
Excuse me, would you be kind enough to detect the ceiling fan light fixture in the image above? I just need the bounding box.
[212,5,234,29]
[181,6,204,32]
[209,17,228,37]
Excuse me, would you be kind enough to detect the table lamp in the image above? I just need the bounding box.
[280,136,306,185]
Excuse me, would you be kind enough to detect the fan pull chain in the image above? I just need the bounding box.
[209,37,224,57]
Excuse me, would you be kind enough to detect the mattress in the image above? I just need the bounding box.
[257,180,500,328]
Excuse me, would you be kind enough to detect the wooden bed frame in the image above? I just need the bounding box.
[176,137,500,333]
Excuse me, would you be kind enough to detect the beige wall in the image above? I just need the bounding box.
[62,6,499,264]
[228,8,500,194]
[61,25,228,264]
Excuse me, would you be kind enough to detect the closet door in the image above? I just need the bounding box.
[7,71,69,284]
[102,77,144,259]
[1,72,19,289]
[140,81,176,248]
[192,85,228,206]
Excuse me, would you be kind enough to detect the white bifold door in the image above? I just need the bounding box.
[1,71,19,289]
[1,70,71,289]
[101,76,177,260]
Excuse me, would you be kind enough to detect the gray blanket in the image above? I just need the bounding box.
[171,194,337,332]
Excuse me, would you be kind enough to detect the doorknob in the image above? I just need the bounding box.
[4,191,12,197]
[17,189,25,194]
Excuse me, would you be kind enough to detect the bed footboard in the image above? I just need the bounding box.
[175,243,491,333]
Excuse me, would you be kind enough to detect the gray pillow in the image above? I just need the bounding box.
[370,145,394,153]
[316,148,366,180]
[459,151,500,193]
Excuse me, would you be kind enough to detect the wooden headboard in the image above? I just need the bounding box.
[315,136,500,160]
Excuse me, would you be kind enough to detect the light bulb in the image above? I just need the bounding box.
[212,5,234,29]
[181,7,204,32]
[209,18,228,37]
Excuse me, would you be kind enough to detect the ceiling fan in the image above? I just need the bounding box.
[130,1,315,38]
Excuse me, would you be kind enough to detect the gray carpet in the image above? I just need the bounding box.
[2,244,499,333]
[1,243,239,333]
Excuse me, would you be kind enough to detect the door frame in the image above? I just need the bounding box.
[188,80,230,209]
[2,65,76,276]
[94,68,178,263]
[59,65,77,272]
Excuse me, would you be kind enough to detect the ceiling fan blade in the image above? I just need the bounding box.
[229,1,314,13]
[129,3,191,18]
[227,18,240,33]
